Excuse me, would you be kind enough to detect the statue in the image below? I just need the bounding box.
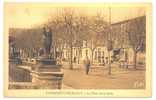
[42,27,52,56]
[31,26,64,90]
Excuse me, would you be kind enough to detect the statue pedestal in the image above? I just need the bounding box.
[31,58,63,89]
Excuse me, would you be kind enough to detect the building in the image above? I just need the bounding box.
[61,16,146,66]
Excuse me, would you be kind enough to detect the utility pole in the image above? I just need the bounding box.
[108,7,112,75]
[70,28,73,70]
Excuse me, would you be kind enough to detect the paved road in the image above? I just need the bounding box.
[62,64,145,89]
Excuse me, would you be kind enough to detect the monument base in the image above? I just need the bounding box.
[31,58,64,89]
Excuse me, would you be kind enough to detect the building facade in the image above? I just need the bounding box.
[61,16,146,65]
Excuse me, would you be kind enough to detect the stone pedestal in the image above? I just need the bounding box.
[31,58,63,89]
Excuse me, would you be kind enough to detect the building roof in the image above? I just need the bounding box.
[111,15,146,26]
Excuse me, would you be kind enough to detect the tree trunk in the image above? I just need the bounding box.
[133,50,137,69]
[108,51,111,75]
[54,46,56,59]
[91,51,94,64]
[70,45,73,70]
[77,49,81,64]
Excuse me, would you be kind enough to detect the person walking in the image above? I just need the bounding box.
[84,56,91,75]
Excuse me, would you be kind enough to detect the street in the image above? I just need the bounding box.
[62,64,145,89]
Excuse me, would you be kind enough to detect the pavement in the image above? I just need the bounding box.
[62,63,145,89]
[9,61,145,89]
[62,84,74,89]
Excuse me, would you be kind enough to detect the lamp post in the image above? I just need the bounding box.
[108,7,113,75]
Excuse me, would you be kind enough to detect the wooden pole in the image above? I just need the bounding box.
[108,7,112,75]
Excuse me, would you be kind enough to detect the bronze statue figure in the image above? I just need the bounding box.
[42,27,52,56]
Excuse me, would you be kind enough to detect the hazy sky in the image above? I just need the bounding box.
[4,3,146,28]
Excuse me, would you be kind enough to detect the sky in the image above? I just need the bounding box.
[4,3,146,29]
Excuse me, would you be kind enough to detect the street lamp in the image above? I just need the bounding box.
[107,7,113,75]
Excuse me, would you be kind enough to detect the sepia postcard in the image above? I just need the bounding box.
[4,3,152,97]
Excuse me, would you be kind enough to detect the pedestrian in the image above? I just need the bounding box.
[102,56,105,66]
[74,56,76,63]
[84,56,90,75]
[38,48,44,56]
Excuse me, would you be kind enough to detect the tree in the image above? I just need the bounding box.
[47,14,66,59]
[126,16,146,69]
[46,8,86,69]
[91,8,112,75]
[9,28,42,58]
[87,12,108,64]
[72,16,90,64]
[62,8,75,69]
[107,7,113,75]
